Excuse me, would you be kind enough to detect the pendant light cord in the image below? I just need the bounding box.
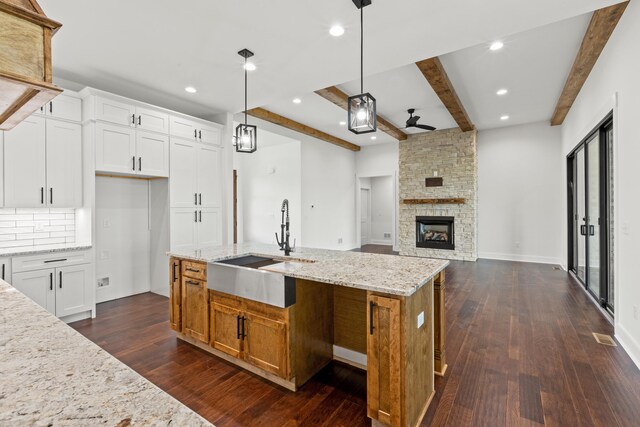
[360,6,364,94]
[244,57,248,125]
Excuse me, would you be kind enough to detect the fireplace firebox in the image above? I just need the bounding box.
[416,216,455,250]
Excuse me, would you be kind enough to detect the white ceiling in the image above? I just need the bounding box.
[40,0,620,124]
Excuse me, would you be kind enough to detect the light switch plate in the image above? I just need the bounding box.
[417,311,425,328]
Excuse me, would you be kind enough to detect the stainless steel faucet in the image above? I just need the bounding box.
[275,199,295,256]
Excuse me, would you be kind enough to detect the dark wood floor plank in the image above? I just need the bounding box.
[69,257,640,427]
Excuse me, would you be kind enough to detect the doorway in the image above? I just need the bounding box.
[567,112,613,314]
[360,188,371,245]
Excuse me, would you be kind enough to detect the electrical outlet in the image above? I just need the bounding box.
[97,277,110,288]
[384,232,391,239]
[34,222,45,232]
[417,311,425,328]
[337,238,343,244]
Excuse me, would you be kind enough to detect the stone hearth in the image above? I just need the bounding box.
[399,128,478,261]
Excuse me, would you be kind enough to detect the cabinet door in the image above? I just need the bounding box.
[0,257,11,282]
[12,269,56,314]
[136,131,169,177]
[170,208,197,251]
[48,93,82,122]
[198,125,221,145]
[169,139,197,208]
[169,116,198,140]
[95,123,137,174]
[181,277,209,343]
[169,258,182,332]
[196,208,221,248]
[136,106,169,134]
[196,145,221,207]
[211,301,243,358]
[4,116,46,207]
[244,311,289,378]
[95,97,136,127]
[55,264,91,318]
[367,295,402,427]
[46,120,82,207]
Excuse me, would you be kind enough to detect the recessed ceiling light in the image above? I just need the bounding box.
[292,98,302,104]
[496,88,508,96]
[185,86,197,93]
[339,121,346,126]
[244,62,256,71]
[500,115,510,120]
[371,136,377,140]
[329,25,345,37]
[490,41,504,51]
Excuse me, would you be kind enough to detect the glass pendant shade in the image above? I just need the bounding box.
[348,92,376,134]
[235,123,257,153]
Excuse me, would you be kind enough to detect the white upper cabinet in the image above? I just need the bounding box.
[95,96,137,127]
[136,131,169,177]
[169,140,198,208]
[46,120,83,207]
[170,115,221,145]
[197,145,222,207]
[95,123,137,175]
[36,92,82,122]
[135,106,169,134]
[4,116,47,207]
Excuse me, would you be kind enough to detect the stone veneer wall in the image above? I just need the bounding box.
[399,128,478,261]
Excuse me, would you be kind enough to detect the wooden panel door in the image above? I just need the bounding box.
[367,294,402,427]
[196,145,221,207]
[243,310,289,378]
[136,131,169,177]
[3,115,46,207]
[181,277,209,343]
[169,258,181,332]
[95,123,136,174]
[211,301,243,358]
[12,269,56,314]
[169,139,197,208]
[45,119,82,207]
[55,264,91,318]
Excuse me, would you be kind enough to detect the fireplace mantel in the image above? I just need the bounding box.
[402,198,466,205]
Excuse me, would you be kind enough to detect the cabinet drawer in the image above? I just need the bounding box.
[12,250,91,273]
[211,290,242,310]
[245,299,288,322]
[182,260,206,280]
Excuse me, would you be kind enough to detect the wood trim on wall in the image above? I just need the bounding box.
[247,107,361,152]
[314,86,408,141]
[415,57,475,132]
[550,2,629,126]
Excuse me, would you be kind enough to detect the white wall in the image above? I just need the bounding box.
[235,129,302,246]
[95,177,150,303]
[477,122,563,264]
[370,176,394,244]
[559,0,640,367]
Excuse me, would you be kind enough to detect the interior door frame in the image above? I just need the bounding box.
[566,111,613,313]
[360,188,371,245]
[355,172,398,251]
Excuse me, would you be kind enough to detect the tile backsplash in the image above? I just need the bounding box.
[0,208,76,250]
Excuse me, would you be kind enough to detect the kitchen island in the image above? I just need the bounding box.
[168,243,449,427]
[0,280,211,426]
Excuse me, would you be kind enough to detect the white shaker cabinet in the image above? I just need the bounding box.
[197,145,222,208]
[37,92,82,122]
[135,106,169,134]
[0,257,11,283]
[95,123,137,174]
[169,116,221,145]
[95,96,137,127]
[136,131,169,177]
[55,264,92,318]
[170,207,222,251]
[169,139,198,208]
[197,208,222,247]
[12,269,56,314]
[46,120,82,207]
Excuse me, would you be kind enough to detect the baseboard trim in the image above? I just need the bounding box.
[478,251,562,266]
[333,345,367,369]
[615,323,640,370]
[369,239,393,245]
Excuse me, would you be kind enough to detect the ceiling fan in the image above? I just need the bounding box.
[404,109,436,131]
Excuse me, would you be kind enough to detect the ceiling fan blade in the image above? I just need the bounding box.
[406,115,420,126]
[416,124,436,131]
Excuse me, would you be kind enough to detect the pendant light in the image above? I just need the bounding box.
[235,48,257,153]
[348,0,376,135]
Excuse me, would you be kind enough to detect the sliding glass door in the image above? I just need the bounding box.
[568,114,613,313]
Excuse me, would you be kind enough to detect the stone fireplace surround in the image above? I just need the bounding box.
[399,128,478,261]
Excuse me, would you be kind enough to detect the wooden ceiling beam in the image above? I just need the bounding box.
[314,86,408,141]
[550,2,628,126]
[247,107,361,152]
[415,57,475,132]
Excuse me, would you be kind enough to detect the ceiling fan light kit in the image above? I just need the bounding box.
[348,0,377,135]
[235,48,258,153]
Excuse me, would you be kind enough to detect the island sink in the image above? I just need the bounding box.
[207,255,296,308]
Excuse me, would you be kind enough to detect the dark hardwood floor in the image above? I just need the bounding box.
[70,258,640,426]
[352,244,399,255]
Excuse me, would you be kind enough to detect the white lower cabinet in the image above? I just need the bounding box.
[0,258,11,282]
[170,207,221,250]
[11,251,94,320]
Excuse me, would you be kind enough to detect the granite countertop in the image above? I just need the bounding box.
[0,280,212,426]
[0,244,92,258]
[168,243,449,297]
